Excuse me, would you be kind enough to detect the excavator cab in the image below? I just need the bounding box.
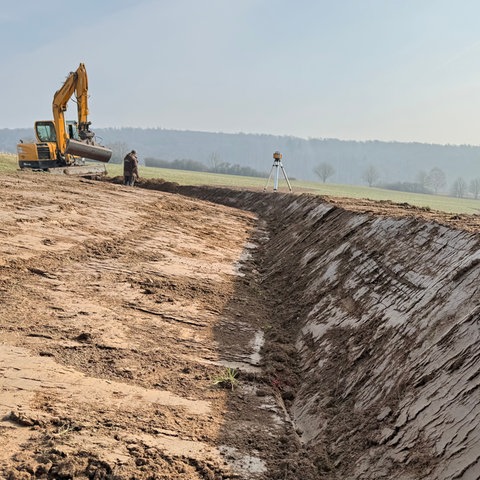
[34,120,90,149]
[19,120,84,170]
[35,121,57,143]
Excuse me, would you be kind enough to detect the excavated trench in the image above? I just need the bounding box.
[3,173,480,478]
[160,184,480,480]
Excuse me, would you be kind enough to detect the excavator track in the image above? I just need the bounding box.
[46,164,107,176]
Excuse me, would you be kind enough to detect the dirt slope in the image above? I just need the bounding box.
[2,173,480,479]
[171,187,480,479]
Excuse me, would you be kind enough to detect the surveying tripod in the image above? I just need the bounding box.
[263,151,292,192]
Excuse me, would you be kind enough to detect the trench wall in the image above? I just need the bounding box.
[157,185,480,479]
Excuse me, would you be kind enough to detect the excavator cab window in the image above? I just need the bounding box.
[66,121,80,140]
[35,121,57,143]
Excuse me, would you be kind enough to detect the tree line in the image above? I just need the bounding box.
[143,156,267,178]
[2,127,480,189]
[314,161,480,199]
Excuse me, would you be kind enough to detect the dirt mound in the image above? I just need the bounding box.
[107,175,180,193]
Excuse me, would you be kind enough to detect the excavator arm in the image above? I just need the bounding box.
[52,63,85,156]
[53,63,110,164]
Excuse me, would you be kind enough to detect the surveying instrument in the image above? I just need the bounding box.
[263,151,292,192]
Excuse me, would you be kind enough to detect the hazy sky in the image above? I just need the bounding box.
[2,0,480,145]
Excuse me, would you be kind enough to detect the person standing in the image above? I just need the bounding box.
[123,150,139,186]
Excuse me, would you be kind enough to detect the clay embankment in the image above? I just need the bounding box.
[171,186,480,479]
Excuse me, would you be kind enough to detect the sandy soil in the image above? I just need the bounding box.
[0,173,295,479]
[2,172,480,479]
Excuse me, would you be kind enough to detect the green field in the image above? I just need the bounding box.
[0,153,19,173]
[107,163,480,215]
[2,153,480,214]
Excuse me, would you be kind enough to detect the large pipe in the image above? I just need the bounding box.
[65,139,112,163]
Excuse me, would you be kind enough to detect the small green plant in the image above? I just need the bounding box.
[212,367,239,390]
[43,420,76,444]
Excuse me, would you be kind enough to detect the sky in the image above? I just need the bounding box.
[2,0,480,145]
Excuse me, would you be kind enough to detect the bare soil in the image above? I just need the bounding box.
[1,172,479,479]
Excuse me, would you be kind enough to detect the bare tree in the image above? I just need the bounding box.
[470,178,480,199]
[314,162,335,183]
[362,165,379,187]
[451,177,467,198]
[209,152,221,171]
[426,167,446,194]
[106,141,130,164]
[416,170,429,189]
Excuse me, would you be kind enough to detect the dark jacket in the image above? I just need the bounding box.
[124,152,139,177]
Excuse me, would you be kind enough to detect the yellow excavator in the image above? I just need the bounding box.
[17,63,112,175]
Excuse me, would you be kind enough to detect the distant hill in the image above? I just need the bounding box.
[2,127,480,188]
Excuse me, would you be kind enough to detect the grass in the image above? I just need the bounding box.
[106,162,271,188]
[302,182,480,215]
[0,152,18,172]
[117,163,480,215]
[2,153,480,214]
[212,367,239,390]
